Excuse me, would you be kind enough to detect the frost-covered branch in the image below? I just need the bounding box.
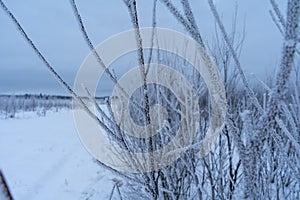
[69,0,119,86]
[0,170,13,200]
[125,0,151,124]
[270,0,286,28]
[180,0,205,48]
[269,10,285,36]
[159,0,205,47]
[274,0,299,97]
[208,0,264,114]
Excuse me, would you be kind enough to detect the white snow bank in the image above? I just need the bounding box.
[0,111,116,199]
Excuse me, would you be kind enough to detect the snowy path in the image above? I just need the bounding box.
[0,111,116,199]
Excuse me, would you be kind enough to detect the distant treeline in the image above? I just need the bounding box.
[0,94,108,118]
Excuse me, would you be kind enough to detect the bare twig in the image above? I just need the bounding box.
[126,0,151,123]
[0,170,13,200]
[159,0,205,47]
[269,10,285,36]
[181,0,205,48]
[145,0,158,75]
[270,0,286,28]
[208,0,264,114]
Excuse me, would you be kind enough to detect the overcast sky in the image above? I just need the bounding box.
[0,0,285,95]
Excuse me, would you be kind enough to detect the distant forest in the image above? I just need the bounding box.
[0,94,108,118]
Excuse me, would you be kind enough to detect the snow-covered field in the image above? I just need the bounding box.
[0,110,117,200]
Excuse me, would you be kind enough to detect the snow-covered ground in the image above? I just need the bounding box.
[0,110,117,200]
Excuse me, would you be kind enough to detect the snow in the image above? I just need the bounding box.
[0,110,116,199]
